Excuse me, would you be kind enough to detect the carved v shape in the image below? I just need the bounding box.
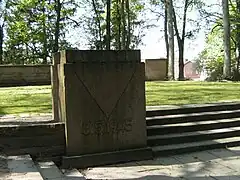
[73,64,136,119]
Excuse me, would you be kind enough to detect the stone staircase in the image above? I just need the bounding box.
[3,154,86,180]
[146,102,240,157]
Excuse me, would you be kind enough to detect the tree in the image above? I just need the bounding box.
[171,0,205,80]
[0,0,6,64]
[53,0,61,53]
[81,0,147,50]
[164,0,169,78]
[236,0,240,70]
[195,27,225,81]
[150,0,206,80]
[194,0,240,81]
[3,0,77,64]
[166,0,174,80]
[222,0,231,78]
[106,0,111,49]
[195,19,238,81]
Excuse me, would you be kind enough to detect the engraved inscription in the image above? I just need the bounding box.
[80,118,132,136]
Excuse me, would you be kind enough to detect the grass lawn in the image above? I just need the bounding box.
[1,81,240,114]
[146,81,240,106]
[0,86,52,115]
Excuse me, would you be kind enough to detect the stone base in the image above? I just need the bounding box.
[61,147,153,169]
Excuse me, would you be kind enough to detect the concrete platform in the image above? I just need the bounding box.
[82,147,240,179]
[7,155,43,180]
[62,147,153,169]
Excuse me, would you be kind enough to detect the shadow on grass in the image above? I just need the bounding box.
[0,107,5,115]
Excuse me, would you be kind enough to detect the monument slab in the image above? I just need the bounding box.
[53,50,152,168]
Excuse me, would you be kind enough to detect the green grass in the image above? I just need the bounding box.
[0,86,52,115]
[146,81,240,106]
[1,81,240,114]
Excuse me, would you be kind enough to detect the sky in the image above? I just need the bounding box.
[139,0,222,61]
[138,25,207,60]
[68,0,222,61]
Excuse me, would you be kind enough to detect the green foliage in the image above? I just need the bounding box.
[196,25,236,81]
[82,0,147,50]
[2,0,77,64]
[196,1,240,81]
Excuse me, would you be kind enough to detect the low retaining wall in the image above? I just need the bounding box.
[0,65,51,87]
[145,59,167,81]
[0,123,65,163]
[0,60,167,87]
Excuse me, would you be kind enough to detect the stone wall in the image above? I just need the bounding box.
[145,58,167,81]
[0,123,65,163]
[0,65,51,87]
[0,59,167,87]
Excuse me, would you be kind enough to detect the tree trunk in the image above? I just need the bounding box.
[236,0,240,72]
[167,0,174,80]
[42,0,47,64]
[106,0,111,50]
[222,0,231,79]
[53,0,61,53]
[178,0,188,80]
[164,0,169,79]
[0,25,3,64]
[172,0,188,80]
[43,24,48,63]
[116,0,121,49]
[178,41,184,80]
[121,0,126,49]
[92,0,103,50]
[126,0,130,49]
[0,0,3,64]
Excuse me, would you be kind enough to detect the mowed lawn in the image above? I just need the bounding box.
[1,81,240,114]
[146,81,240,106]
[0,86,52,115]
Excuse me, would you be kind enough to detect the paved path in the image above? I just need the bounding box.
[83,147,240,180]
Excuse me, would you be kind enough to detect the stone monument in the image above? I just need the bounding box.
[52,50,152,168]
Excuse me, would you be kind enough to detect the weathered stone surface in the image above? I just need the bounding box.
[0,123,65,159]
[82,149,240,180]
[7,155,43,180]
[62,62,146,155]
[60,50,141,63]
[37,161,64,179]
[62,168,86,180]
[62,147,152,168]
[51,52,61,122]
[145,58,167,81]
[56,50,150,167]
[0,65,50,87]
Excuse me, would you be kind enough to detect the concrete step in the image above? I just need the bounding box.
[7,154,43,180]
[152,137,240,157]
[146,102,240,117]
[36,161,64,179]
[148,127,240,146]
[146,109,240,126]
[147,118,240,136]
[36,161,86,180]
[62,169,86,180]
